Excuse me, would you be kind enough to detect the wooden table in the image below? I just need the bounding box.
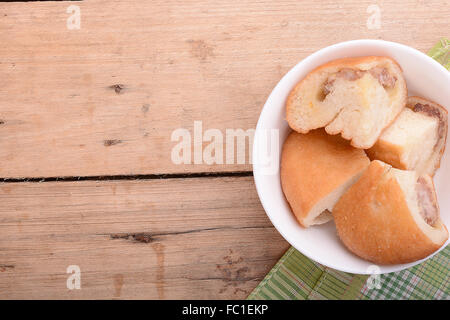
[0,0,448,299]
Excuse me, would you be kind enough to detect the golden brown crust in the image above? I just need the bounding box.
[309,56,403,75]
[333,161,445,264]
[365,140,408,170]
[280,129,369,227]
[407,96,448,175]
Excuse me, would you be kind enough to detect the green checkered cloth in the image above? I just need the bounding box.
[248,39,450,300]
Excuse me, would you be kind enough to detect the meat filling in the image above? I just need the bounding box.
[335,68,365,81]
[413,103,445,149]
[321,67,397,99]
[368,67,397,89]
[322,79,335,96]
[416,177,439,226]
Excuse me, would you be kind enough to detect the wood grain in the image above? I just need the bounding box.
[0,0,448,177]
[0,176,289,299]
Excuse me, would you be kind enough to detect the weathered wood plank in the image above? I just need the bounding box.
[0,0,448,177]
[0,176,289,299]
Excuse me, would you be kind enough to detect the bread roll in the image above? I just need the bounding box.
[281,129,370,227]
[333,160,448,264]
[286,56,407,149]
[367,96,448,176]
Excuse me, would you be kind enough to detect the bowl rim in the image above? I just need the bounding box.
[252,39,450,274]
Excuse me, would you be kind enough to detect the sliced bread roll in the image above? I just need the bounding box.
[366,97,448,176]
[286,56,407,149]
[281,129,370,227]
[333,160,448,265]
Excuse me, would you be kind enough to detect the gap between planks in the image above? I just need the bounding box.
[0,170,253,183]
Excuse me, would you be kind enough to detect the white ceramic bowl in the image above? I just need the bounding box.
[253,39,450,274]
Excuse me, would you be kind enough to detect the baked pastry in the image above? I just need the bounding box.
[333,160,448,264]
[286,56,407,149]
[280,129,370,227]
[367,96,448,176]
